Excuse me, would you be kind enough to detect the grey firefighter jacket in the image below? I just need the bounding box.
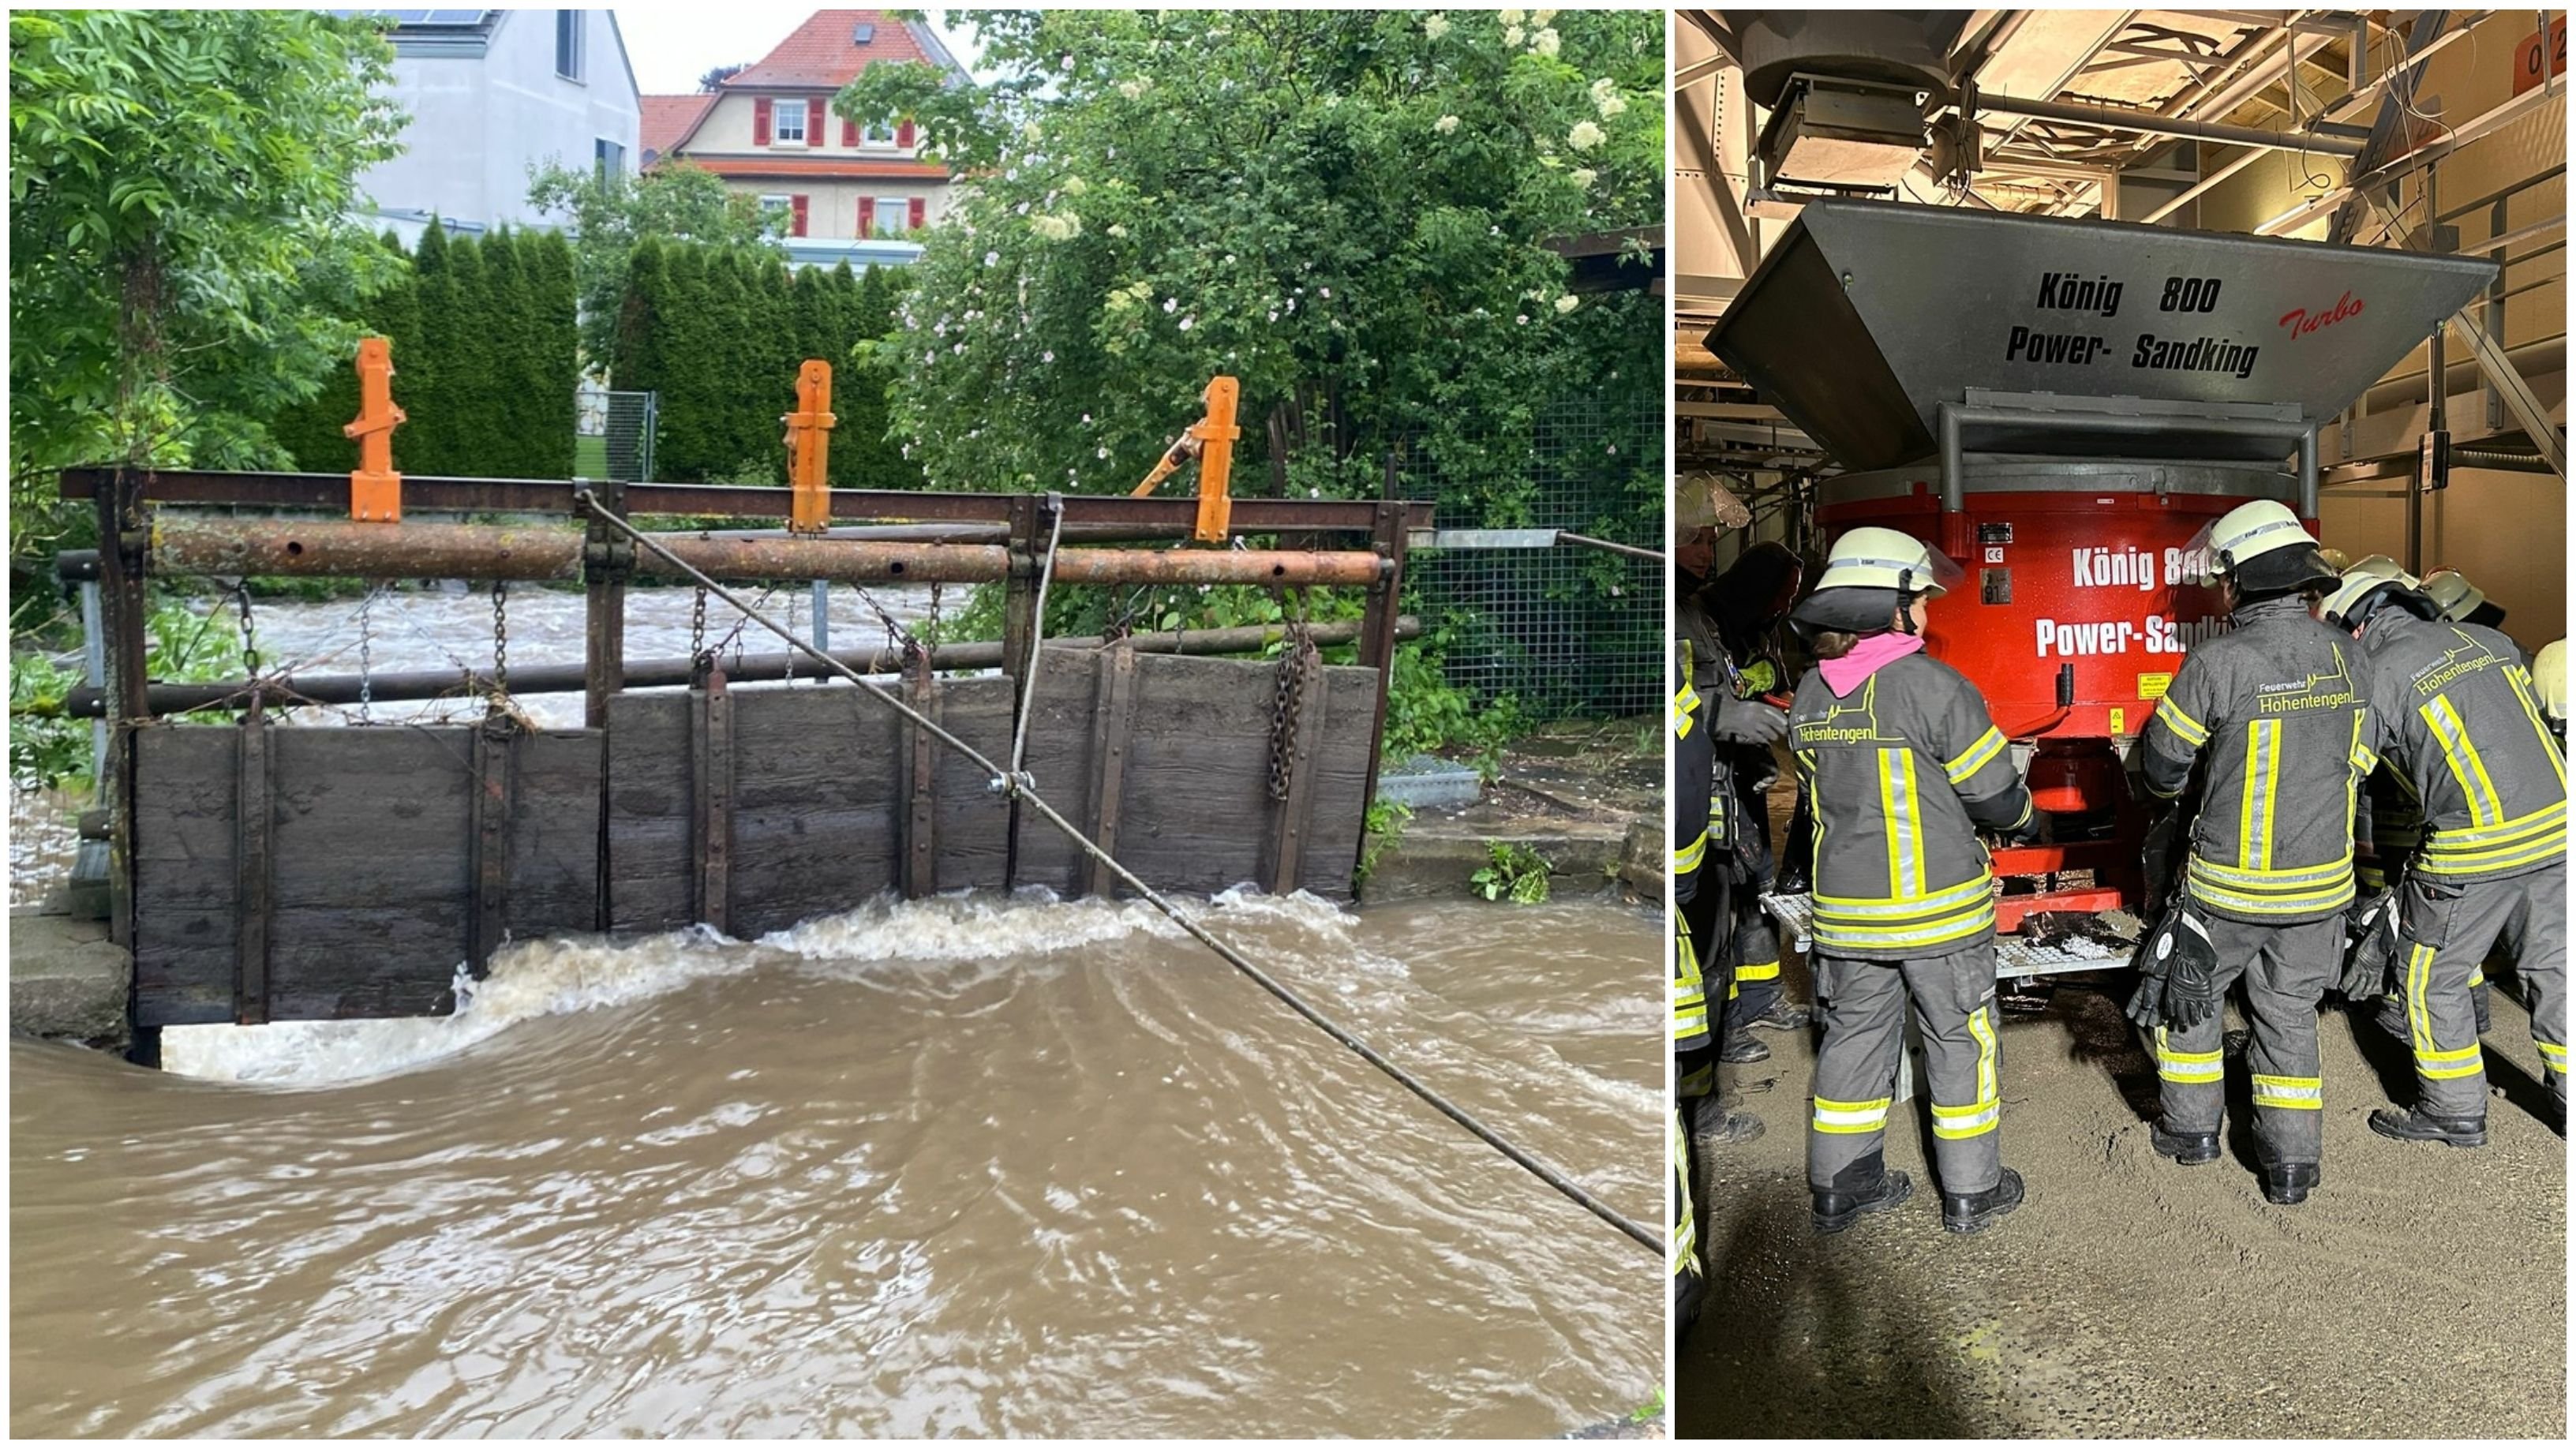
[2140,593,2372,923]
[1788,651,2035,961]
[2352,611,2566,886]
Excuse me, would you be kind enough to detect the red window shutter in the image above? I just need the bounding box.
[897,119,916,149]
[857,197,876,236]
[790,194,809,237]
[908,197,926,231]
[842,113,858,147]
[753,96,772,146]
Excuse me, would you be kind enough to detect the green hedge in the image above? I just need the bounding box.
[610,237,916,486]
[269,221,578,479]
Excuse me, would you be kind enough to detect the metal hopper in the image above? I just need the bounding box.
[1706,198,2498,472]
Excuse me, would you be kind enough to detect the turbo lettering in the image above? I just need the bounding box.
[2007,326,2109,365]
[2277,290,2364,340]
[2072,545,2159,592]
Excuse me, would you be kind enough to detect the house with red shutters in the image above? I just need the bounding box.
[639,9,966,267]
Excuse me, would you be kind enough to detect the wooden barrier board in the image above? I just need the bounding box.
[127,646,1380,1024]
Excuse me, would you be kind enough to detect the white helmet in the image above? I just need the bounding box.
[2186,500,2332,595]
[2317,566,2425,631]
[2535,640,2567,726]
[2419,568,2488,622]
[1807,526,1963,597]
[2346,553,2406,582]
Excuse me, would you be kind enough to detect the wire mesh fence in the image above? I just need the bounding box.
[1399,398,1664,719]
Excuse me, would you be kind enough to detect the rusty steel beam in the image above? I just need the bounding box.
[58,468,1433,533]
[1050,548,1387,587]
[651,534,1013,585]
[152,517,584,580]
[51,616,1422,717]
[144,517,1381,588]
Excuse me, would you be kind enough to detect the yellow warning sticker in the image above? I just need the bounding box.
[2137,673,2172,700]
[2110,707,2128,735]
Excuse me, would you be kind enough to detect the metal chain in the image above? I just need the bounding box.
[234,585,262,679]
[1266,618,1317,802]
[691,584,709,664]
[490,579,510,700]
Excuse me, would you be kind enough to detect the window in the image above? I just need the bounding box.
[555,9,584,81]
[759,194,793,230]
[861,121,897,147]
[772,98,807,145]
[873,197,911,236]
[593,137,625,179]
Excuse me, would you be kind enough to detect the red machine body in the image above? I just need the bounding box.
[1818,476,2318,930]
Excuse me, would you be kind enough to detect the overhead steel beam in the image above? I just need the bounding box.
[2446,313,2568,477]
[1984,9,2140,156]
[1977,92,2368,157]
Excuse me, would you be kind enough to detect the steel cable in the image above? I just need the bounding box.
[575,491,1659,1257]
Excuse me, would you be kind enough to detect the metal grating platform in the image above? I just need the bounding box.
[1759,890,2133,979]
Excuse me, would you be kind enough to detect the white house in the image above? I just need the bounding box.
[351,9,643,241]
[640,9,965,268]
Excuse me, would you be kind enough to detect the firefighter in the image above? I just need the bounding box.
[1697,543,1813,1060]
[2320,567,2567,1138]
[2130,500,2368,1207]
[1787,527,2038,1235]
[2420,567,2510,631]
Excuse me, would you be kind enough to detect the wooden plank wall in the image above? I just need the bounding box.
[129,646,1380,1024]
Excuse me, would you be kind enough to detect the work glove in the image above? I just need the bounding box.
[2127,905,2220,1033]
[1710,692,1788,747]
[2338,890,2401,1003]
[1997,803,2045,847]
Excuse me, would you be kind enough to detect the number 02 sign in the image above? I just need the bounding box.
[2514,16,2566,96]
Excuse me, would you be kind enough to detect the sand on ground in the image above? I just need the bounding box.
[1677,945,2567,1439]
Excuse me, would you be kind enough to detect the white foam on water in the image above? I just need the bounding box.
[160,925,748,1088]
[153,890,1368,1088]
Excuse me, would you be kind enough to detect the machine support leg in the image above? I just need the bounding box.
[1356,482,1410,847]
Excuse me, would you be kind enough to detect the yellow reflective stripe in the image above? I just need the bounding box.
[2155,1026,2225,1083]
[1945,727,2006,784]
[2185,859,2355,915]
[1672,682,1699,739]
[2421,695,2505,826]
[2188,853,2355,887]
[1968,999,1998,1104]
[2155,695,2210,747]
[1878,748,1924,898]
[2507,665,2570,787]
[2241,718,2281,871]
[2415,1041,2485,1079]
[1814,873,1996,916]
[2406,943,2435,1059]
[1678,1061,1715,1098]
[2537,1040,2568,1070]
[1810,903,1997,951]
[1812,1095,1892,1133]
[1672,1008,1708,1041]
[2468,965,2486,988]
[1930,1099,2001,1138]
[2250,1073,2323,1109]
[2424,799,2565,848]
[1672,831,1707,874]
[1735,959,1781,983]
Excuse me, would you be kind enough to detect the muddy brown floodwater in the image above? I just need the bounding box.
[11,893,1657,1438]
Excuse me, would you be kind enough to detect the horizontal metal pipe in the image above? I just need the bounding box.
[1047,549,1389,587]
[141,519,1387,587]
[152,518,584,580]
[2361,335,2565,414]
[47,617,1421,717]
[1554,530,1665,563]
[649,534,1012,584]
[1976,90,2366,158]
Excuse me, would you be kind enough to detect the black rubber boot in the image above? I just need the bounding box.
[1749,1000,1814,1033]
[1811,1154,1912,1235]
[1717,1032,1772,1064]
[2150,1119,2221,1165]
[2263,1161,2320,1206]
[1941,1166,2025,1234]
[2368,1106,2488,1147]
[1690,1099,1765,1150]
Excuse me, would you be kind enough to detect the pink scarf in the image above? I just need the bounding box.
[1818,632,1925,698]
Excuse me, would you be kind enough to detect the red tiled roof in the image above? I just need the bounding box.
[728,9,935,89]
[640,94,713,159]
[686,156,949,182]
